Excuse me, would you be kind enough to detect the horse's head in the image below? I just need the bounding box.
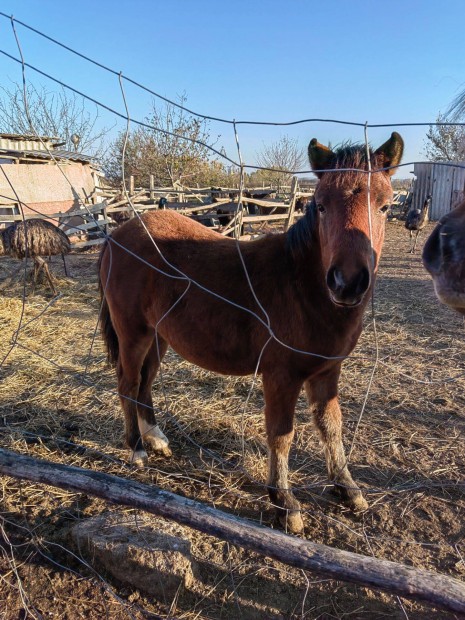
[308,132,404,307]
[422,199,465,314]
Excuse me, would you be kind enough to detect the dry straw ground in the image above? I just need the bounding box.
[0,220,464,619]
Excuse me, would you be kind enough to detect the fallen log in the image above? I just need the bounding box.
[0,448,463,614]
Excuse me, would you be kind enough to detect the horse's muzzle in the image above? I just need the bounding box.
[422,221,465,314]
[422,221,465,275]
[326,265,371,307]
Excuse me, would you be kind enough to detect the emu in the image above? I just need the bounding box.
[0,219,71,295]
[405,194,432,253]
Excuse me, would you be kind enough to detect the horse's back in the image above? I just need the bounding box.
[114,209,227,245]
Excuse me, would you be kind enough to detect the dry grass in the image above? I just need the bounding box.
[0,222,464,619]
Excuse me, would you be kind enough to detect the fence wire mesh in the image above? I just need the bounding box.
[0,12,464,620]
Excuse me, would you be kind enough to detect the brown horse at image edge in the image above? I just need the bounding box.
[423,198,465,314]
[98,132,404,534]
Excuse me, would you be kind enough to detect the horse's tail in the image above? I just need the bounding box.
[98,241,119,366]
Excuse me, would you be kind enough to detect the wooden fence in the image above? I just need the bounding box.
[0,179,315,248]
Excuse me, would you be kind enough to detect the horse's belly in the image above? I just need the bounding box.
[159,326,258,376]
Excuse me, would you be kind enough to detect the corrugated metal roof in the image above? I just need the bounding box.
[0,134,62,151]
[0,133,60,140]
[0,147,96,165]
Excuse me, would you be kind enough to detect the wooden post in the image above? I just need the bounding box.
[129,175,135,196]
[0,449,464,614]
[101,199,109,236]
[284,177,298,231]
[149,175,155,203]
[234,207,244,239]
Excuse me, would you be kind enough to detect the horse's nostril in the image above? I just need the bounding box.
[355,267,370,296]
[327,265,370,302]
[326,266,344,292]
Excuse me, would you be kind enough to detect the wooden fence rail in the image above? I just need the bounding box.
[0,449,464,614]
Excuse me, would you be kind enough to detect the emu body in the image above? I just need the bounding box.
[99,133,404,533]
[0,219,70,295]
[405,194,432,253]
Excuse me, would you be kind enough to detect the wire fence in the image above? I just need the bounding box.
[0,11,464,620]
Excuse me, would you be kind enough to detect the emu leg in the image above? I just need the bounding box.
[305,369,368,511]
[62,253,70,277]
[32,258,47,293]
[412,230,420,253]
[39,258,58,295]
[263,374,304,533]
[409,230,414,253]
[137,335,171,457]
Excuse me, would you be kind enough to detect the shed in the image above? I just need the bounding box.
[0,133,103,222]
[412,161,465,221]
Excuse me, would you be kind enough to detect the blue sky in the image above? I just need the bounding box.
[1,0,465,177]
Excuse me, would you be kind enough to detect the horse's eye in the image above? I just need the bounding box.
[317,204,325,213]
[379,204,390,214]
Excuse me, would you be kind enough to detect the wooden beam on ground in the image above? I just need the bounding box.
[0,448,464,614]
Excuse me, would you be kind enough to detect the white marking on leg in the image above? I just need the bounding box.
[138,418,172,456]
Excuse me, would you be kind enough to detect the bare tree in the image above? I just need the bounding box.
[105,94,227,188]
[253,136,306,190]
[424,114,465,162]
[0,83,111,159]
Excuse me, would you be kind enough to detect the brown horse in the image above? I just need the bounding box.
[98,133,404,533]
[423,198,465,314]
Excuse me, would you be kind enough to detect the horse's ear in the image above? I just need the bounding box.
[374,132,404,176]
[308,139,334,178]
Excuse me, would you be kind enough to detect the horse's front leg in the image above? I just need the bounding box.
[305,368,368,511]
[263,373,304,534]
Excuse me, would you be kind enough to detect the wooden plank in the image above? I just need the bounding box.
[243,197,288,209]
[242,214,288,223]
[0,202,108,223]
[71,237,107,249]
[63,219,112,235]
[0,448,464,614]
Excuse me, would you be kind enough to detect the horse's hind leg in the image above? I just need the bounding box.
[263,373,304,534]
[305,369,368,511]
[137,335,171,457]
[116,330,154,467]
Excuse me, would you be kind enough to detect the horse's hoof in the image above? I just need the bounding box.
[143,425,171,457]
[278,511,304,535]
[130,449,148,468]
[348,494,369,512]
[160,445,172,458]
[145,437,172,458]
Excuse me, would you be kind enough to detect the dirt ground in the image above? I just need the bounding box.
[0,220,464,619]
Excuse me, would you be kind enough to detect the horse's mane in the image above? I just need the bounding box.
[286,198,317,257]
[287,143,374,258]
[326,142,374,185]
